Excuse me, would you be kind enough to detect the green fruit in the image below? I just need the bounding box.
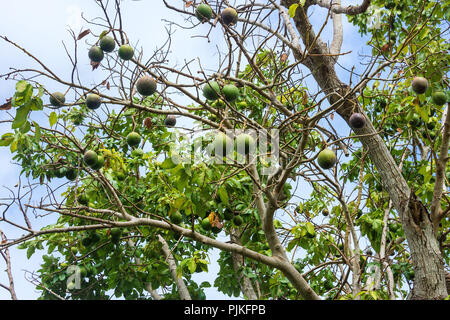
[118,44,134,60]
[85,94,102,110]
[170,211,183,224]
[99,35,116,53]
[232,215,243,226]
[235,133,256,155]
[432,91,447,106]
[322,209,329,216]
[91,155,104,170]
[212,132,233,157]
[126,132,141,147]
[88,46,104,62]
[70,246,78,254]
[65,168,77,181]
[221,7,238,26]
[110,228,122,244]
[222,84,240,102]
[49,92,66,107]
[223,209,234,220]
[203,81,221,100]
[164,115,177,127]
[317,149,337,169]
[195,4,213,22]
[83,150,98,167]
[411,76,428,94]
[81,236,92,247]
[201,217,211,231]
[77,194,89,206]
[131,148,144,157]
[116,171,126,181]
[55,167,66,178]
[136,76,157,96]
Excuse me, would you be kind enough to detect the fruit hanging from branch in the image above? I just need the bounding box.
[118,44,134,60]
[126,132,141,147]
[317,149,337,170]
[195,4,213,22]
[85,94,102,110]
[88,46,104,62]
[99,35,115,53]
[164,115,177,127]
[49,92,66,107]
[202,81,221,101]
[432,91,447,106]
[411,76,428,94]
[349,113,366,129]
[136,76,157,96]
[221,7,238,26]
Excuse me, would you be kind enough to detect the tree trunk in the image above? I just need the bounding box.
[280,0,448,299]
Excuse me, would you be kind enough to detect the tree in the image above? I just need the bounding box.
[0,0,448,300]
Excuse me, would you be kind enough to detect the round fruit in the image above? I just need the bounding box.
[110,228,122,244]
[232,215,243,226]
[77,194,89,206]
[222,84,240,102]
[432,91,447,106]
[235,133,256,155]
[99,35,115,53]
[170,211,183,224]
[223,208,234,220]
[212,132,232,157]
[203,81,221,100]
[83,150,98,167]
[55,167,66,178]
[116,171,126,181]
[411,76,428,94]
[317,149,337,170]
[70,246,78,254]
[349,113,365,129]
[195,4,213,22]
[126,132,141,147]
[49,92,66,107]
[136,76,157,96]
[118,44,134,60]
[131,148,144,157]
[164,115,177,127]
[85,94,101,110]
[91,155,104,170]
[201,217,211,231]
[221,7,238,26]
[88,46,104,62]
[322,209,329,216]
[65,168,77,181]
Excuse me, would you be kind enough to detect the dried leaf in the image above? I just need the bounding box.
[396,128,403,134]
[381,43,389,53]
[185,1,193,8]
[280,53,288,63]
[0,98,12,110]
[91,60,100,70]
[144,117,152,129]
[330,112,334,120]
[77,29,91,40]
[106,81,110,90]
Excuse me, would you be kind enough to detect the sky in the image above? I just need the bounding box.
[0,0,369,300]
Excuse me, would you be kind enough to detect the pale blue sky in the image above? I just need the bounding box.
[0,0,367,300]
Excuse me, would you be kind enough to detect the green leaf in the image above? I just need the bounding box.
[0,133,14,147]
[15,80,28,93]
[26,245,36,259]
[414,104,429,123]
[160,157,177,169]
[20,121,31,134]
[289,4,299,18]
[49,111,57,127]
[33,121,41,143]
[305,222,316,237]
[12,104,31,129]
[217,186,229,205]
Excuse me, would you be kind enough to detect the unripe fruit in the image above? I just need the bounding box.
[203,81,221,100]
[232,215,243,226]
[65,168,77,181]
[131,148,144,157]
[136,76,157,96]
[55,168,66,178]
[164,115,177,127]
[85,94,101,110]
[84,150,98,167]
[222,84,240,102]
[77,194,89,206]
[432,91,447,106]
[170,211,183,225]
[221,7,238,26]
[126,132,141,147]
[195,4,213,22]
[118,44,134,60]
[235,133,256,155]
[411,76,428,94]
[349,113,365,129]
[317,149,337,169]
[212,132,233,157]
[111,228,122,244]
[201,217,212,231]
[91,155,104,170]
[88,46,104,62]
[49,92,66,107]
[322,209,329,216]
[99,35,115,53]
